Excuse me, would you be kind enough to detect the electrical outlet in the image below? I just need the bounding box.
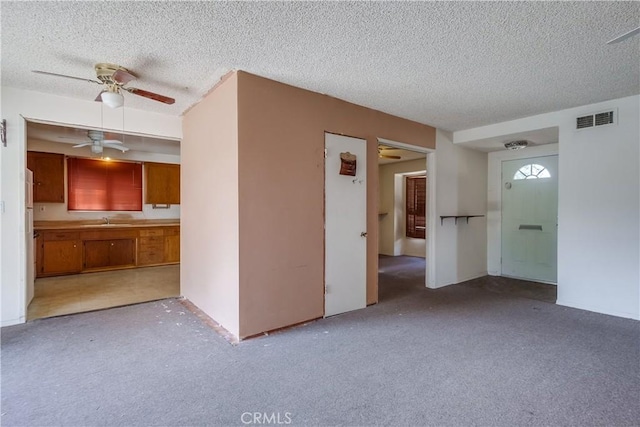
[39,206,46,212]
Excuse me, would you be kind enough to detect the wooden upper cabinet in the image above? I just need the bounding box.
[27,151,65,203]
[144,162,180,205]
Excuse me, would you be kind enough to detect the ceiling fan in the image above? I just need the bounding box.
[32,63,175,108]
[378,145,401,160]
[72,130,130,154]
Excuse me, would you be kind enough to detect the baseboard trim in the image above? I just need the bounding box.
[556,299,640,321]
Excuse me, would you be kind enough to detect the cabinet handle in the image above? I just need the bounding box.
[73,244,76,248]
[111,243,114,246]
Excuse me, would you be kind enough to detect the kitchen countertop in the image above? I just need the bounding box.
[34,220,180,231]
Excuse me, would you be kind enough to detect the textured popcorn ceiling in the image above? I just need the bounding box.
[2,1,638,132]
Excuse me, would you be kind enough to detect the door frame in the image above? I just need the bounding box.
[487,143,559,279]
[377,138,436,288]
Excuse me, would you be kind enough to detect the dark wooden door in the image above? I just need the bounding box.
[83,240,111,269]
[27,151,65,203]
[109,239,136,267]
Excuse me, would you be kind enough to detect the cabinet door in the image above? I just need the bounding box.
[27,151,65,203]
[83,240,111,269]
[109,239,136,267]
[145,163,180,204]
[164,234,180,263]
[42,240,82,275]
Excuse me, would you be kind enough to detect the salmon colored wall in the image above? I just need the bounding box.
[181,73,240,337]
[237,71,435,338]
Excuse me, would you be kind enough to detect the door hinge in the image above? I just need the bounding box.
[325,284,329,294]
[324,149,327,159]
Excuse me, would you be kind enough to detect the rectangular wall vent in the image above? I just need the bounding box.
[595,111,614,126]
[576,115,594,129]
[576,110,615,130]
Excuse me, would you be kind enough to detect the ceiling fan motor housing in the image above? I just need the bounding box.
[95,63,131,85]
[87,130,105,141]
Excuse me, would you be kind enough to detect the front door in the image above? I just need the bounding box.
[501,155,558,283]
[324,133,367,317]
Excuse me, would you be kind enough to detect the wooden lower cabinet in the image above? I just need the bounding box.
[164,227,180,263]
[110,239,136,267]
[37,225,179,277]
[40,233,82,276]
[138,228,165,266]
[83,239,135,270]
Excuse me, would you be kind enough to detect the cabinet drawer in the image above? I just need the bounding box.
[139,236,164,245]
[138,251,164,265]
[43,231,80,241]
[139,228,164,237]
[139,243,163,253]
[164,227,180,236]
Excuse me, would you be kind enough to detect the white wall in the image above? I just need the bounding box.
[432,130,488,288]
[181,74,240,338]
[0,87,182,326]
[27,139,180,221]
[378,159,426,257]
[456,95,639,320]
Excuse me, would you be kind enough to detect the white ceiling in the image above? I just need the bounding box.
[2,2,638,134]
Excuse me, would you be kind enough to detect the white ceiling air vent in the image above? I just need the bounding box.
[576,110,615,130]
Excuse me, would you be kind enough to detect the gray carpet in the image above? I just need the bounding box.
[2,262,639,426]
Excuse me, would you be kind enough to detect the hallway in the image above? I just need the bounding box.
[378,254,557,303]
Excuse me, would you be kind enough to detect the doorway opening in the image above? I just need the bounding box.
[24,119,181,320]
[376,138,433,302]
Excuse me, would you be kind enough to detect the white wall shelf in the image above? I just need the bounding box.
[440,215,484,225]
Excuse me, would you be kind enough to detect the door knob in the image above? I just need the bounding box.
[361,232,368,237]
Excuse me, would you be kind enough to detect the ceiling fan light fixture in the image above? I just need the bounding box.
[504,140,528,150]
[101,91,124,108]
[91,144,103,154]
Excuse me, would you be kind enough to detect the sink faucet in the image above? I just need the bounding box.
[102,216,110,224]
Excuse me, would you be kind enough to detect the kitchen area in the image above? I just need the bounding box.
[26,121,181,320]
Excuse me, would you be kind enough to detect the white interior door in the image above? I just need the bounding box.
[325,133,367,317]
[501,155,558,283]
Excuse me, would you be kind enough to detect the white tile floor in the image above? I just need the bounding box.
[27,265,180,320]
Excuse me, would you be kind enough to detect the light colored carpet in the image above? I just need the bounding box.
[2,262,638,426]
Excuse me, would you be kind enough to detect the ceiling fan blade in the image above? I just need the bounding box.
[102,139,123,144]
[72,143,92,148]
[113,68,136,85]
[380,155,402,160]
[124,87,175,104]
[95,90,106,102]
[378,145,398,151]
[607,26,640,44]
[103,143,130,152]
[32,70,101,85]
